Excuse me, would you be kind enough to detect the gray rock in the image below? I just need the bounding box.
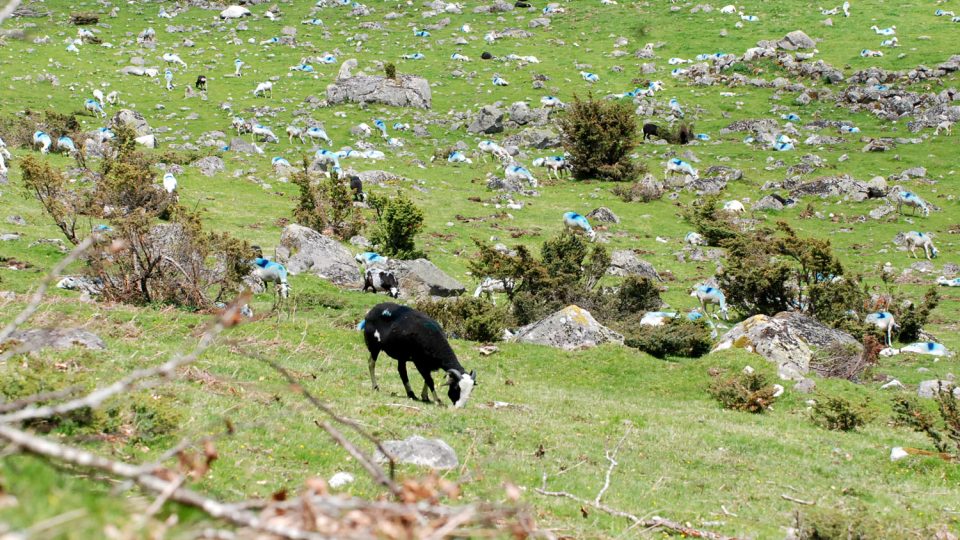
[586,207,619,224]
[56,276,102,295]
[504,127,561,149]
[507,101,549,126]
[777,30,816,51]
[753,195,785,211]
[528,17,550,28]
[111,109,152,136]
[326,75,432,109]
[467,105,504,134]
[794,378,817,393]
[229,137,259,154]
[275,224,361,287]
[870,204,895,219]
[713,312,862,380]
[606,250,662,281]
[382,259,465,299]
[0,233,20,241]
[512,305,624,350]
[917,380,960,399]
[790,174,882,202]
[4,328,106,352]
[6,216,26,226]
[193,156,225,177]
[375,436,458,470]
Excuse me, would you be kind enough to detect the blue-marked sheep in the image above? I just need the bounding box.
[363,268,399,298]
[252,257,290,299]
[903,231,938,259]
[691,285,729,320]
[562,211,596,241]
[865,311,898,346]
[360,303,476,407]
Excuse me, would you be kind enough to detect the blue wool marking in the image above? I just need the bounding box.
[927,342,935,351]
[704,287,714,293]
[357,320,366,331]
[382,309,392,317]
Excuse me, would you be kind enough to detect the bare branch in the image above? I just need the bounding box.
[316,420,396,495]
[0,0,23,25]
[595,427,630,505]
[0,385,83,413]
[0,236,96,344]
[781,494,815,506]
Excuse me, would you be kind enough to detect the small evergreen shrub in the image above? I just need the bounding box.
[415,297,509,343]
[369,193,426,259]
[385,63,397,80]
[558,94,639,182]
[624,319,712,359]
[708,370,779,413]
[810,395,871,431]
[680,195,741,247]
[893,389,960,459]
[292,163,365,241]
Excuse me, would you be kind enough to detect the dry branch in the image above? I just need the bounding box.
[0,0,22,25]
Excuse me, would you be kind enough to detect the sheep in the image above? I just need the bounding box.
[373,119,388,139]
[642,123,660,140]
[84,98,105,118]
[253,81,273,98]
[272,157,291,170]
[478,140,510,162]
[860,49,884,58]
[880,342,951,357]
[94,128,115,144]
[363,268,400,298]
[56,136,77,155]
[723,200,745,213]
[534,156,568,179]
[739,12,759,21]
[902,231,938,259]
[251,257,291,300]
[33,131,52,154]
[162,52,187,68]
[164,69,174,90]
[0,136,9,160]
[880,37,899,47]
[92,89,105,108]
[720,4,737,14]
[393,122,410,132]
[195,75,207,91]
[251,124,279,143]
[563,211,596,241]
[220,5,252,19]
[691,285,729,320]
[935,9,956,16]
[447,150,472,164]
[231,116,251,135]
[360,302,476,407]
[355,123,372,138]
[0,153,6,175]
[685,231,706,246]
[894,188,930,216]
[356,252,387,267]
[234,59,245,77]
[286,126,305,144]
[936,276,960,287]
[401,53,425,60]
[935,120,953,136]
[451,53,470,61]
[580,71,599,83]
[492,75,509,86]
[865,311,898,346]
[540,96,565,108]
[413,28,431,38]
[668,98,684,118]
[870,25,896,35]
[162,172,177,193]
[106,91,120,105]
[665,158,697,178]
[318,54,337,64]
[473,277,513,304]
[505,164,537,187]
[349,175,365,202]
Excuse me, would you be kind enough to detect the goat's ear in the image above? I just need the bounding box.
[469,370,477,384]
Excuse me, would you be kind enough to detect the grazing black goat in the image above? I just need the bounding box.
[363,268,399,298]
[195,75,207,91]
[360,303,476,407]
[349,174,365,202]
[642,123,660,140]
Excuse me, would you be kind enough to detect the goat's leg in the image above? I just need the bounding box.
[368,350,380,391]
[909,246,917,258]
[397,360,417,400]
[416,366,442,405]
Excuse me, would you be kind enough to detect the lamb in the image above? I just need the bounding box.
[360,302,477,407]
[286,126,304,144]
[563,211,596,241]
[473,277,514,304]
[902,231,938,259]
[195,75,207,91]
[231,116,251,135]
[894,188,931,216]
[880,342,951,357]
[253,81,273,98]
[865,311,898,347]
[665,158,697,178]
[936,120,953,136]
[690,285,729,320]
[362,268,400,298]
[251,257,290,300]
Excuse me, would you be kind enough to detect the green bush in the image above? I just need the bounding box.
[558,94,639,182]
[615,276,663,314]
[292,164,365,241]
[793,507,890,540]
[385,63,397,80]
[415,296,509,342]
[680,195,741,247]
[708,370,779,413]
[811,395,871,431]
[368,193,426,259]
[624,318,712,359]
[893,286,939,343]
[893,390,960,459]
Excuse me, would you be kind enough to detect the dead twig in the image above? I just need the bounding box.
[0,385,83,413]
[595,427,630,505]
[315,420,396,495]
[781,494,816,506]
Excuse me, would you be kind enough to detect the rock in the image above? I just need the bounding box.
[507,101,549,126]
[193,156,225,177]
[606,250,662,281]
[326,75,432,109]
[3,328,106,352]
[586,207,619,224]
[382,259,466,299]
[375,435,458,469]
[753,195,785,211]
[713,312,862,380]
[6,216,26,226]
[793,378,816,393]
[777,30,816,51]
[229,137,259,154]
[467,105,504,134]
[275,224,361,287]
[336,58,358,80]
[512,305,624,350]
[0,233,20,241]
[869,204,895,220]
[917,380,960,399]
[503,127,561,149]
[134,134,157,148]
[790,174,881,202]
[111,109,152,136]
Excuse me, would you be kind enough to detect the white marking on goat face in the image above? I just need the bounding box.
[373,330,381,342]
[454,374,475,408]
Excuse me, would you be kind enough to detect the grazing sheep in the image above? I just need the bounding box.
[231,116,251,135]
[220,5,252,19]
[936,120,953,136]
[106,91,120,105]
[360,302,477,407]
[253,81,273,98]
[234,59,245,77]
[451,53,470,61]
[164,69,174,90]
[936,276,960,287]
[447,150,472,164]
[880,342,950,357]
[870,25,896,35]
[0,137,9,160]
[251,257,290,300]
[271,157,291,170]
[473,277,514,304]
[56,136,77,155]
[505,164,537,187]
[533,156,568,179]
[94,128,115,144]
[865,311,898,346]
[306,126,332,145]
[33,131,52,154]
[363,268,400,298]
[580,71,599,83]
[162,172,177,193]
[195,75,207,91]
[0,153,6,175]
[894,188,931,216]
[665,158,697,178]
[478,140,510,162]
[691,285,729,320]
[251,124,279,143]
[563,211,596,241]
[286,125,305,144]
[642,123,660,140]
[84,98,105,118]
[723,200,745,213]
[162,52,187,68]
[685,231,706,246]
[356,251,387,267]
[902,231,938,259]
[92,89,105,108]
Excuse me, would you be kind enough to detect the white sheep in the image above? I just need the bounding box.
[936,276,960,287]
[665,158,697,178]
[286,126,305,144]
[106,91,120,105]
[563,212,596,241]
[691,285,729,320]
[252,124,279,143]
[902,231,938,259]
[253,81,273,98]
[723,200,746,213]
[478,140,510,162]
[220,5,252,19]
[162,52,187,68]
[936,120,953,136]
[473,277,514,304]
[865,311,897,347]
[880,342,951,357]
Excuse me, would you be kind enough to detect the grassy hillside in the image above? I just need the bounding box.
[1,0,959,537]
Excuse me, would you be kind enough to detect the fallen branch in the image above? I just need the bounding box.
[781,494,815,506]
[595,427,630,505]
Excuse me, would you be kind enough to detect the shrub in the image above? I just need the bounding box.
[615,276,663,314]
[893,286,939,343]
[90,124,176,220]
[624,319,712,359]
[893,389,960,459]
[558,94,639,182]
[292,162,365,241]
[810,395,871,431]
[415,297,509,342]
[661,122,694,145]
[385,63,397,80]
[708,370,778,413]
[610,175,662,203]
[20,155,84,245]
[810,335,882,381]
[680,195,741,247]
[793,507,890,540]
[368,193,425,259]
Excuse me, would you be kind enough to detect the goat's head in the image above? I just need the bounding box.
[444,369,477,408]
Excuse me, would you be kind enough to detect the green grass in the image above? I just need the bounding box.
[1,0,960,537]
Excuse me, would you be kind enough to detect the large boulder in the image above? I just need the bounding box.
[777,30,816,51]
[503,127,562,149]
[506,101,549,127]
[326,75,432,109]
[375,436,458,469]
[4,328,106,352]
[111,109,152,137]
[713,312,862,380]
[193,156,225,177]
[607,250,662,281]
[790,174,883,202]
[382,259,465,299]
[229,137,259,154]
[512,305,624,350]
[467,105,504,134]
[275,224,361,287]
[917,380,960,399]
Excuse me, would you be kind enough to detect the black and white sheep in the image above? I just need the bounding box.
[360,303,476,407]
[195,75,207,91]
[363,268,399,298]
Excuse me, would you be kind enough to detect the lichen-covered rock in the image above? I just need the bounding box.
[586,207,619,224]
[4,328,106,351]
[111,109,152,136]
[375,436,458,469]
[326,75,432,109]
[467,105,504,134]
[512,305,624,350]
[917,380,960,399]
[193,156,225,177]
[777,30,816,51]
[607,250,662,281]
[713,312,862,380]
[275,224,360,287]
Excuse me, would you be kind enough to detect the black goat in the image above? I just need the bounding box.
[481,51,493,60]
[363,268,399,298]
[349,175,365,202]
[515,1,531,7]
[642,123,660,140]
[360,303,477,407]
[195,75,207,91]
